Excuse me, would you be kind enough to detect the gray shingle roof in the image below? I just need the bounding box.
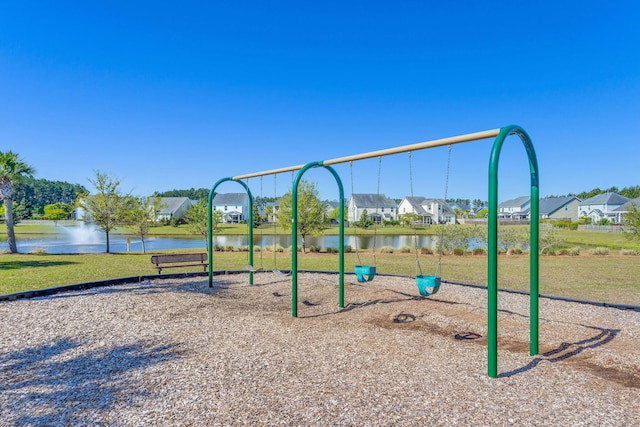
[351,194,397,209]
[539,196,577,215]
[580,192,629,205]
[157,197,192,214]
[498,196,530,208]
[404,196,428,215]
[212,193,248,205]
[614,197,640,212]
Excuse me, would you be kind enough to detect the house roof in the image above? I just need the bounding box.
[614,197,640,212]
[212,193,248,205]
[402,196,456,215]
[539,196,578,215]
[580,192,629,206]
[498,196,530,209]
[351,194,397,209]
[449,202,470,212]
[156,197,192,214]
[403,196,428,216]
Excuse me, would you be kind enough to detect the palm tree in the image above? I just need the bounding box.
[0,151,36,253]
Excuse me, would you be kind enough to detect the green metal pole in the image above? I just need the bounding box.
[487,143,500,378]
[488,125,539,378]
[530,183,539,355]
[291,161,345,317]
[207,177,254,287]
[324,165,345,308]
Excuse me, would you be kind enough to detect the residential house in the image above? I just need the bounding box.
[264,201,280,223]
[397,196,455,225]
[211,193,250,223]
[578,192,629,224]
[324,200,342,223]
[448,201,472,219]
[498,196,531,220]
[155,197,194,222]
[613,197,640,224]
[348,194,397,224]
[539,196,581,221]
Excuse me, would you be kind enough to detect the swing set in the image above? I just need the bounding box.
[207,125,540,379]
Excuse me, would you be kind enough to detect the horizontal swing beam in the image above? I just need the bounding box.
[231,128,500,180]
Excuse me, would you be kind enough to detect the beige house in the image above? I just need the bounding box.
[154,197,195,222]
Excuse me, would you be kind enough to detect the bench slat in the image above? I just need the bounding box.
[151,253,208,273]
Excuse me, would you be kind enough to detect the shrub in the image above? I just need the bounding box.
[238,246,249,252]
[472,248,486,255]
[344,245,352,253]
[507,248,523,255]
[266,244,285,252]
[253,245,262,252]
[399,246,412,253]
[383,220,399,226]
[309,245,321,253]
[28,247,48,255]
[541,247,556,256]
[213,244,224,252]
[621,248,640,255]
[553,220,578,230]
[379,246,394,254]
[420,247,434,255]
[567,247,581,256]
[589,247,609,256]
[224,244,235,252]
[453,248,465,256]
[325,247,339,253]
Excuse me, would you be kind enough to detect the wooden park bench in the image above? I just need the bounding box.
[150,253,208,274]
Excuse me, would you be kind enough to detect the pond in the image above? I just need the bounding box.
[0,224,439,254]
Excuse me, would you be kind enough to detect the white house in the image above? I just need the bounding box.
[211,193,250,223]
[155,197,195,222]
[578,192,629,224]
[348,194,397,224]
[498,196,531,220]
[397,196,455,224]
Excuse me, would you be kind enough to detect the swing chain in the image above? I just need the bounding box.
[408,151,422,278]
[372,156,382,265]
[436,145,452,276]
[350,161,363,266]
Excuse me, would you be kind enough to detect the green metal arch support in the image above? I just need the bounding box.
[291,161,345,317]
[487,125,539,378]
[207,177,254,288]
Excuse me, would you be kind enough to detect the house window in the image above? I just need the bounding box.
[224,206,227,211]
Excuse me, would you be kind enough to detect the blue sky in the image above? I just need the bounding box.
[1,2,639,203]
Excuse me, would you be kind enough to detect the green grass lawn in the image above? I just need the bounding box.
[1,250,639,306]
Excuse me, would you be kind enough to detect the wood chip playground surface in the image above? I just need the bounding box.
[0,272,638,426]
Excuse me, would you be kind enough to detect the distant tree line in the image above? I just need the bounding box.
[5,177,640,223]
[154,188,210,201]
[566,185,640,200]
[6,177,87,220]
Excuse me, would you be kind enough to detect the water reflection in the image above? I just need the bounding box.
[1,233,437,254]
